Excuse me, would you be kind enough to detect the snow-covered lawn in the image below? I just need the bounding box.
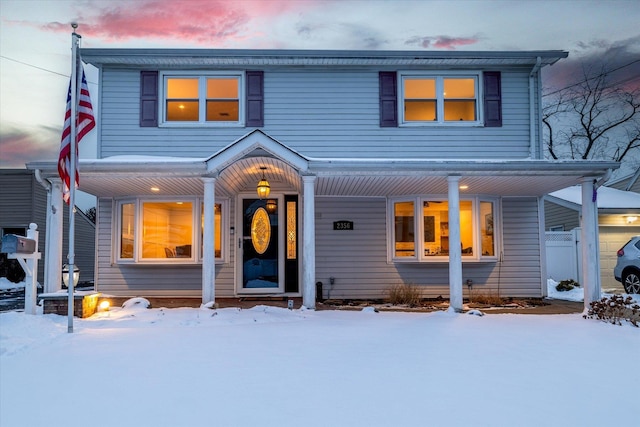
[1,284,638,427]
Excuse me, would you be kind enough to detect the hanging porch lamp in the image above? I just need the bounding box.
[256,166,271,199]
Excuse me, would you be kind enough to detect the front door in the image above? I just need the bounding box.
[240,197,283,293]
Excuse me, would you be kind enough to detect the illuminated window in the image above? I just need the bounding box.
[163,74,242,124]
[200,203,223,258]
[422,200,474,256]
[141,202,193,259]
[480,201,495,256]
[393,200,415,257]
[402,74,478,124]
[166,78,199,121]
[120,203,135,259]
[206,78,239,121]
[286,200,297,260]
[390,197,497,262]
[116,199,227,263]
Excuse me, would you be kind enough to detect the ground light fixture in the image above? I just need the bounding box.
[98,300,111,312]
[256,166,270,199]
[62,264,80,288]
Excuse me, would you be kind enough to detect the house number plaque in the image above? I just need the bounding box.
[333,221,354,230]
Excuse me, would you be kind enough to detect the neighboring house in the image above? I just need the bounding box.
[0,169,95,289]
[544,185,640,291]
[28,49,619,310]
[606,168,640,193]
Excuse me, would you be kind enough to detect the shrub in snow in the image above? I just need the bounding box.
[584,295,639,327]
[122,297,151,310]
[387,283,421,307]
[555,279,580,292]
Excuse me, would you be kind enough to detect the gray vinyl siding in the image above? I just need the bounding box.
[0,171,45,284]
[94,197,235,297]
[315,196,543,299]
[97,67,536,160]
[68,211,96,285]
[544,200,579,231]
[0,170,94,285]
[94,194,543,298]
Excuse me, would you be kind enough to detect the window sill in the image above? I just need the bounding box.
[113,260,225,266]
[159,122,245,128]
[391,257,497,264]
[400,121,483,127]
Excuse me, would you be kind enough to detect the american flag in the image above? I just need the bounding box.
[58,67,95,204]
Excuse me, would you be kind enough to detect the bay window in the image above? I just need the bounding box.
[116,198,227,263]
[390,197,497,262]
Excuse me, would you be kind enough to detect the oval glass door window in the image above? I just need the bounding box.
[251,207,271,254]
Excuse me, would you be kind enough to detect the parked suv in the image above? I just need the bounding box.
[614,236,640,294]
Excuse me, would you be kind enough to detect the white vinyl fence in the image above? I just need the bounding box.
[545,230,582,284]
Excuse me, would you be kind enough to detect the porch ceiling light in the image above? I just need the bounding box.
[256,167,270,199]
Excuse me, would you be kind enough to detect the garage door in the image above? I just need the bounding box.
[599,226,640,292]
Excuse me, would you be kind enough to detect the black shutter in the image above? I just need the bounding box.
[246,71,264,127]
[379,72,398,127]
[140,71,158,127]
[483,71,502,127]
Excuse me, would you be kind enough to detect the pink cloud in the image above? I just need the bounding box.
[0,129,59,168]
[41,0,318,45]
[406,35,479,50]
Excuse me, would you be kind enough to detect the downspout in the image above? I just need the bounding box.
[529,57,542,159]
[34,169,52,288]
[594,168,613,190]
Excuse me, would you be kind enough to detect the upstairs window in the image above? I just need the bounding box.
[401,74,480,125]
[162,73,242,125]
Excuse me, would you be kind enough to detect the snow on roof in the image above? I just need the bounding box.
[549,185,640,209]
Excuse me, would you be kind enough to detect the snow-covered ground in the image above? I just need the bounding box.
[1,281,638,427]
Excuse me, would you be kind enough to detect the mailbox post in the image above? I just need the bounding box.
[0,223,41,314]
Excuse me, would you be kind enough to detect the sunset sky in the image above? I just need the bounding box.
[1,0,639,171]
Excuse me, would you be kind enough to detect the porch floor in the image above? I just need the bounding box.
[97,296,584,314]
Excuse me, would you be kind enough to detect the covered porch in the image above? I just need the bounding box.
[28,131,618,312]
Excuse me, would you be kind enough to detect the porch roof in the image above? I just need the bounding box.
[28,156,619,199]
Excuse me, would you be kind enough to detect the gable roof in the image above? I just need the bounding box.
[547,185,640,212]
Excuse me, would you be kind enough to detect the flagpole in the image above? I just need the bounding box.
[67,24,81,333]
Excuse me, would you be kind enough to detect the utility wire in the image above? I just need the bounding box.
[0,54,69,78]
[543,59,640,97]
[0,54,98,85]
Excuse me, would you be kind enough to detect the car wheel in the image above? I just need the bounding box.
[622,270,640,294]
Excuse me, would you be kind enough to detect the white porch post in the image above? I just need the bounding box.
[202,177,216,304]
[302,175,316,309]
[581,177,601,311]
[448,176,463,312]
[46,179,64,293]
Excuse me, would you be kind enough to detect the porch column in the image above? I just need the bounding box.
[447,175,463,312]
[302,174,316,309]
[46,179,64,293]
[202,177,216,304]
[581,178,600,311]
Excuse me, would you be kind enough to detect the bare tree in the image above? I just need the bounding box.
[543,64,640,166]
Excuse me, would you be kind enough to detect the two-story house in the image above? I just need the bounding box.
[28,49,618,310]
